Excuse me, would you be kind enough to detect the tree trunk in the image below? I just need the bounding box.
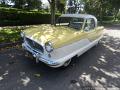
[99,0,103,24]
[50,0,56,25]
[114,9,119,21]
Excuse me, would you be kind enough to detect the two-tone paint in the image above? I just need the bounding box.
[22,14,104,68]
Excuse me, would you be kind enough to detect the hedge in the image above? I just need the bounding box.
[0,7,61,26]
[117,12,120,20]
[102,16,114,21]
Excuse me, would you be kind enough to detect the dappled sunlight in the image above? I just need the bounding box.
[90,66,99,71]
[68,27,120,89]
[0,26,120,90]
[8,53,15,58]
[100,69,120,78]
[98,55,107,64]
[0,70,9,81]
[21,76,31,86]
[20,72,26,76]
[0,76,3,81]
[38,87,43,90]
[97,77,106,84]
[103,44,120,53]
[79,73,105,89]
[104,29,120,38]
[79,74,95,84]
[3,70,9,76]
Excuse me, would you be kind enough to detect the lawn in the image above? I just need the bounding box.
[0,26,28,44]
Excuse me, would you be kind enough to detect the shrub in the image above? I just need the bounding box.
[117,12,120,20]
[102,16,114,21]
[0,27,21,43]
[0,7,61,26]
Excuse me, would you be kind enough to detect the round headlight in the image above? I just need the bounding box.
[20,32,25,38]
[45,41,54,53]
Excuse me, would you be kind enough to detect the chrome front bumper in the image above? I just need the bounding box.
[22,43,64,68]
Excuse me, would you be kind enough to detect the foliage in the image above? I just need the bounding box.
[0,7,61,26]
[56,0,66,13]
[102,16,114,21]
[111,0,120,19]
[84,0,120,22]
[0,27,21,43]
[0,0,9,6]
[25,0,42,10]
[0,26,37,43]
[85,0,108,17]
[66,0,84,14]
[117,12,120,20]
[47,0,66,25]
[10,0,42,10]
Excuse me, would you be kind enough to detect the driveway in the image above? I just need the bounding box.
[0,25,120,90]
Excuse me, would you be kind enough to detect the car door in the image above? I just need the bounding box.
[83,18,98,42]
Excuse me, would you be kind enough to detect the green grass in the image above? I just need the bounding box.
[0,26,26,44]
[0,28,20,43]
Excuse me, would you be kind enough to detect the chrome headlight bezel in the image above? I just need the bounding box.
[45,41,54,53]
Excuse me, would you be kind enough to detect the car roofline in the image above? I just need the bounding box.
[60,14,96,19]
[60,14,97,27]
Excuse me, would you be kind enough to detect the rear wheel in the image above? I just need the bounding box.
[95,40,101,46]
[63,59,72,67]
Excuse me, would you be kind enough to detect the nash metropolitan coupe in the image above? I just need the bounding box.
[21,14,104,68]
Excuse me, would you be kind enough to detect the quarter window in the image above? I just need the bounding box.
[84,18,95,31]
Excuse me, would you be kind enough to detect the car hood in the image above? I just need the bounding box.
[24,24,84,48]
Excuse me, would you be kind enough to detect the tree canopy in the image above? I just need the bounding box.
[0,0,120,24]
[83,0,120,22]
[5,0,42,10]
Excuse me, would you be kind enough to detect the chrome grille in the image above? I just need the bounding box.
[25,38,44,53]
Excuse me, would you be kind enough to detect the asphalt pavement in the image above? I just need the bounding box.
[0,25,120,90]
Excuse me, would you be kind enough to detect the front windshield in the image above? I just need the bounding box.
[56,17,84,30]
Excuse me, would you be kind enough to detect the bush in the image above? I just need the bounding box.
[0,26,32,44]
[0,27,21,43]
[102,16,114,21]
[117,12,120,20]
[0,7,61,26]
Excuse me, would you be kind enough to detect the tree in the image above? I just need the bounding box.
[11,0,26,9]
[47,0,56,25]
[66,0,84,14]
[0,0,10,7]
[66,0,75,13]
[26,0,42,10]
[109,0,120,20]
[56,0,66,13]
[0,0,5,5]
[84,0,111,23]
[84,0,120,22]
[11,0,42,10]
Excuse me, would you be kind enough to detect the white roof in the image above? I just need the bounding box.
[60,14,96,19]
[60,14,98,27]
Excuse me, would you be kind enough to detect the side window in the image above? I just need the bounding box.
[84,18,95,32]
[90,19,95,29]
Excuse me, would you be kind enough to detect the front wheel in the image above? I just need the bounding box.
[63,59,72,67]
[95,40,101,46]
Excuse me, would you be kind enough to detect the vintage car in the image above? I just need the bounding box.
[21,14,104,68]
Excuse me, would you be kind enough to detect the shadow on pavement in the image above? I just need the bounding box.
[0,34,120,90]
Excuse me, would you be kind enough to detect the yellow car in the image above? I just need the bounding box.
[21,14,104,68]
